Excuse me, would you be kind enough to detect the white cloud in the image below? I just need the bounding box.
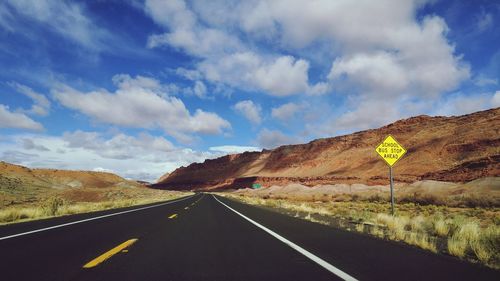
[2,150,39,163]
[145,0,242,56]
[2,0,107,50]
[476,10,493,32]
[197,52,321,97]
[9,82,51,116]
[22,138,49,151]
[307,82,329,96]
[175,67,203,81]
[52,74,230,142]
[0,104,43,131]
[0,3,14,31]
[233,100,262,124]
[493,91,500,108]
[0,82,50,131]
[142,0,470,136]
[433,91,500,116]
[327,16,469,97]
[331,99,403,132]
[209,145,261,154]
[271,102,300,122]
[193,80,207,99]
[62,131,175,160]
[329,52,409,95]
[93,167,115,173]
[0,132,226,182]
[253,56,310,96]
[144,0,324,97]
[256,128,301,149]
[474,75,498,87]
[233,0,436,52]
[318,89,500,136]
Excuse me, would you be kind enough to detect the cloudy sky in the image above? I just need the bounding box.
[0,0,499,181]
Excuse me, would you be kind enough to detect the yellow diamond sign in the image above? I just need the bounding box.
[375,135,407,167]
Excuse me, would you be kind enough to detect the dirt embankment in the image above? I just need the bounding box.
[154,108,500,191]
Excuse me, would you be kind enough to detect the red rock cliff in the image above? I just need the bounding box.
[154,108,500,190]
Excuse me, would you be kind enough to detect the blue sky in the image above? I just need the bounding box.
[0,0,498,181]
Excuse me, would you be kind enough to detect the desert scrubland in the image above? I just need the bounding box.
[0,161,191,225]
[217,177,499,269]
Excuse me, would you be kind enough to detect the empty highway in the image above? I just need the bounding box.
[0,193,498,281]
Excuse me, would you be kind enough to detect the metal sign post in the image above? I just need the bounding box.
[389,166,394,215]
[375,135,406,216]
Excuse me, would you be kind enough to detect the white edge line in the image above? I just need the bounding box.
[213,195,358,281]
[0,195,195,241]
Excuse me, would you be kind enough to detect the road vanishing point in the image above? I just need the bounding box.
[0,194,498,281]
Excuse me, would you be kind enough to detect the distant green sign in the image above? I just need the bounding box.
[252,183,262,189]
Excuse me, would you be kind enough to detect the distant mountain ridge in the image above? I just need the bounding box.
[154,108,500,191]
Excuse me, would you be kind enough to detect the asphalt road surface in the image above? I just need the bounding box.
[0,193,498,281]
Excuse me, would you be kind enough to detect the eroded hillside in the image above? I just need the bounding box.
[155,108,500,190]
[0,162,140,206]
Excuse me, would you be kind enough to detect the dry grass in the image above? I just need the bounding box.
[474,226,500,264]
[433,218,450,236]
[0,190,191,225]
[447,221,499,264]
[376,214,409,241]
[369,226,385,238]
[410,215,425,231]
[355,223,365,233]
[447,222,478,258]
[406,232,437,252]
[219,193,500,269]
[0,208,43,222]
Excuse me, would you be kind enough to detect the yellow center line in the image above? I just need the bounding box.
[168,214,178,219]
[83,238,137,269]
[188,196,203,207]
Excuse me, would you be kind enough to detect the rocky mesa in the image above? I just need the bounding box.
[154,108,500,191]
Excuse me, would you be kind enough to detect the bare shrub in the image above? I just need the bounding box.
[399,193,447,206]
[456,194,499,208]
[41,197,66,216]
[366,193,387,203]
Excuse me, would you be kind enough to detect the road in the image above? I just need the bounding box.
[0,193,498,281]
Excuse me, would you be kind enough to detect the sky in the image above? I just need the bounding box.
[0,0,499,182]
